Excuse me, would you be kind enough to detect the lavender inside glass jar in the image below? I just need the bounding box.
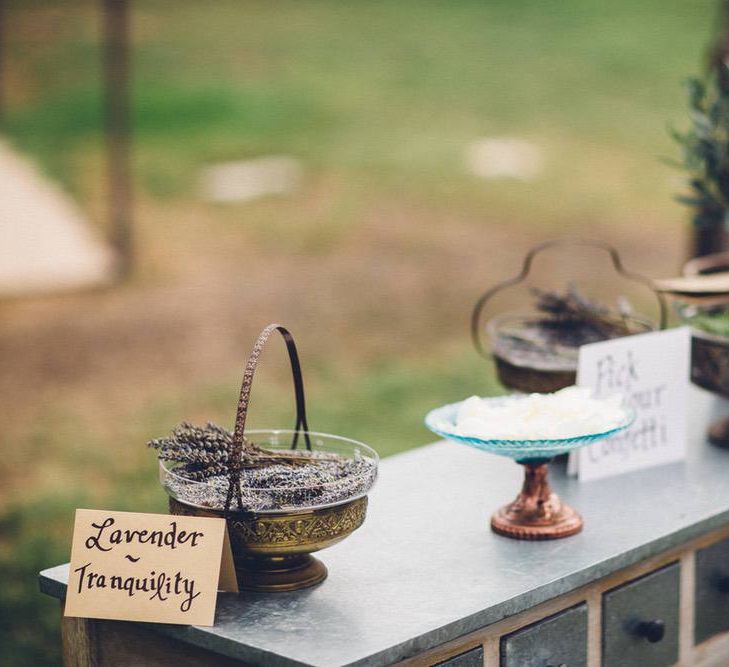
[160,430,378,513]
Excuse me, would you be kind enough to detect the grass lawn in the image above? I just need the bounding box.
[0,0,717,663]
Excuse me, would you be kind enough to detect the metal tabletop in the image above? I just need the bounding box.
[40,387,729,666]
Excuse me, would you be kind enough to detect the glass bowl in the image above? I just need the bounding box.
[160,430,378,591]
[425,395,634,463]
[160,429,378,513]
[425,395,634,540]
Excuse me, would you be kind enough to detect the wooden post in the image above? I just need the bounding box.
[102,0,133,279]
[0,0,5,122]
[61,607,100,667]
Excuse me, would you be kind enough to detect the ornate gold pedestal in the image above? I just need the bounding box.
[169,495,367,592]
[490,463,583,540]
[233,554,327,592]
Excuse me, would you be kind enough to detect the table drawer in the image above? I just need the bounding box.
[500,603,587,667]
[602,562,680,667]
[695,536,729,644]
[435,646,483,667]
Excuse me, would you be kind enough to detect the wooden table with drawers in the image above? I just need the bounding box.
[40,387,729,666]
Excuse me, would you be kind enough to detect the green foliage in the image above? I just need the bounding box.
[671,71,729,224]
[0,496,86,667]
[2,0,714,205]
[305,353,502,458]
[685,308,729,337]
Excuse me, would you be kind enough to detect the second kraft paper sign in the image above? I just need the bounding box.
[571,327,691,482]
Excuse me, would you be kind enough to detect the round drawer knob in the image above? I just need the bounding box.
[637,619,665,643]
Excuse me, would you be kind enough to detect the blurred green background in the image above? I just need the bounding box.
[0,0,716,663]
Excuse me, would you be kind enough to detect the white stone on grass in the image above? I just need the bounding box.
[199,156,303,203]
[465,137,544,181]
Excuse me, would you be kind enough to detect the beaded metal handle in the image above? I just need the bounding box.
[470,238,668,358]
[225,323,311,512]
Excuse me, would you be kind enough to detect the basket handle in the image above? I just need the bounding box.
[226,323,311,511]
[470,238,668,358]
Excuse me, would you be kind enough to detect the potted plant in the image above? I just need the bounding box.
[670,58,729,256]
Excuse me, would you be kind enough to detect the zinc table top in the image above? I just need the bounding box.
[40,386,729,666]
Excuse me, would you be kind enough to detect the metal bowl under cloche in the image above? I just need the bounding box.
[161,430,378,592]
[488,312,654,394]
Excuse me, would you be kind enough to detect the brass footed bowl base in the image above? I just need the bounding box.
[235,553,327,592]
[169,495,367,592]
[490,462,583,540]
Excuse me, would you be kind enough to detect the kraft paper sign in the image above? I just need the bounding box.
[65,509,238,626]
[570,327,690,482]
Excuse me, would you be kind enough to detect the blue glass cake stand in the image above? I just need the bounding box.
[425,397,634,540]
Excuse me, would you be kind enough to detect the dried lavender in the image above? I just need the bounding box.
[491,286,647,372]
[149,422,376,511]
[149,422,232,481]
[532,285,632,345]
[164,451,376,512]
[149,422,335,478]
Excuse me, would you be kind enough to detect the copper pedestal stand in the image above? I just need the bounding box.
[230,554,327,593]
[491,461,583,540]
